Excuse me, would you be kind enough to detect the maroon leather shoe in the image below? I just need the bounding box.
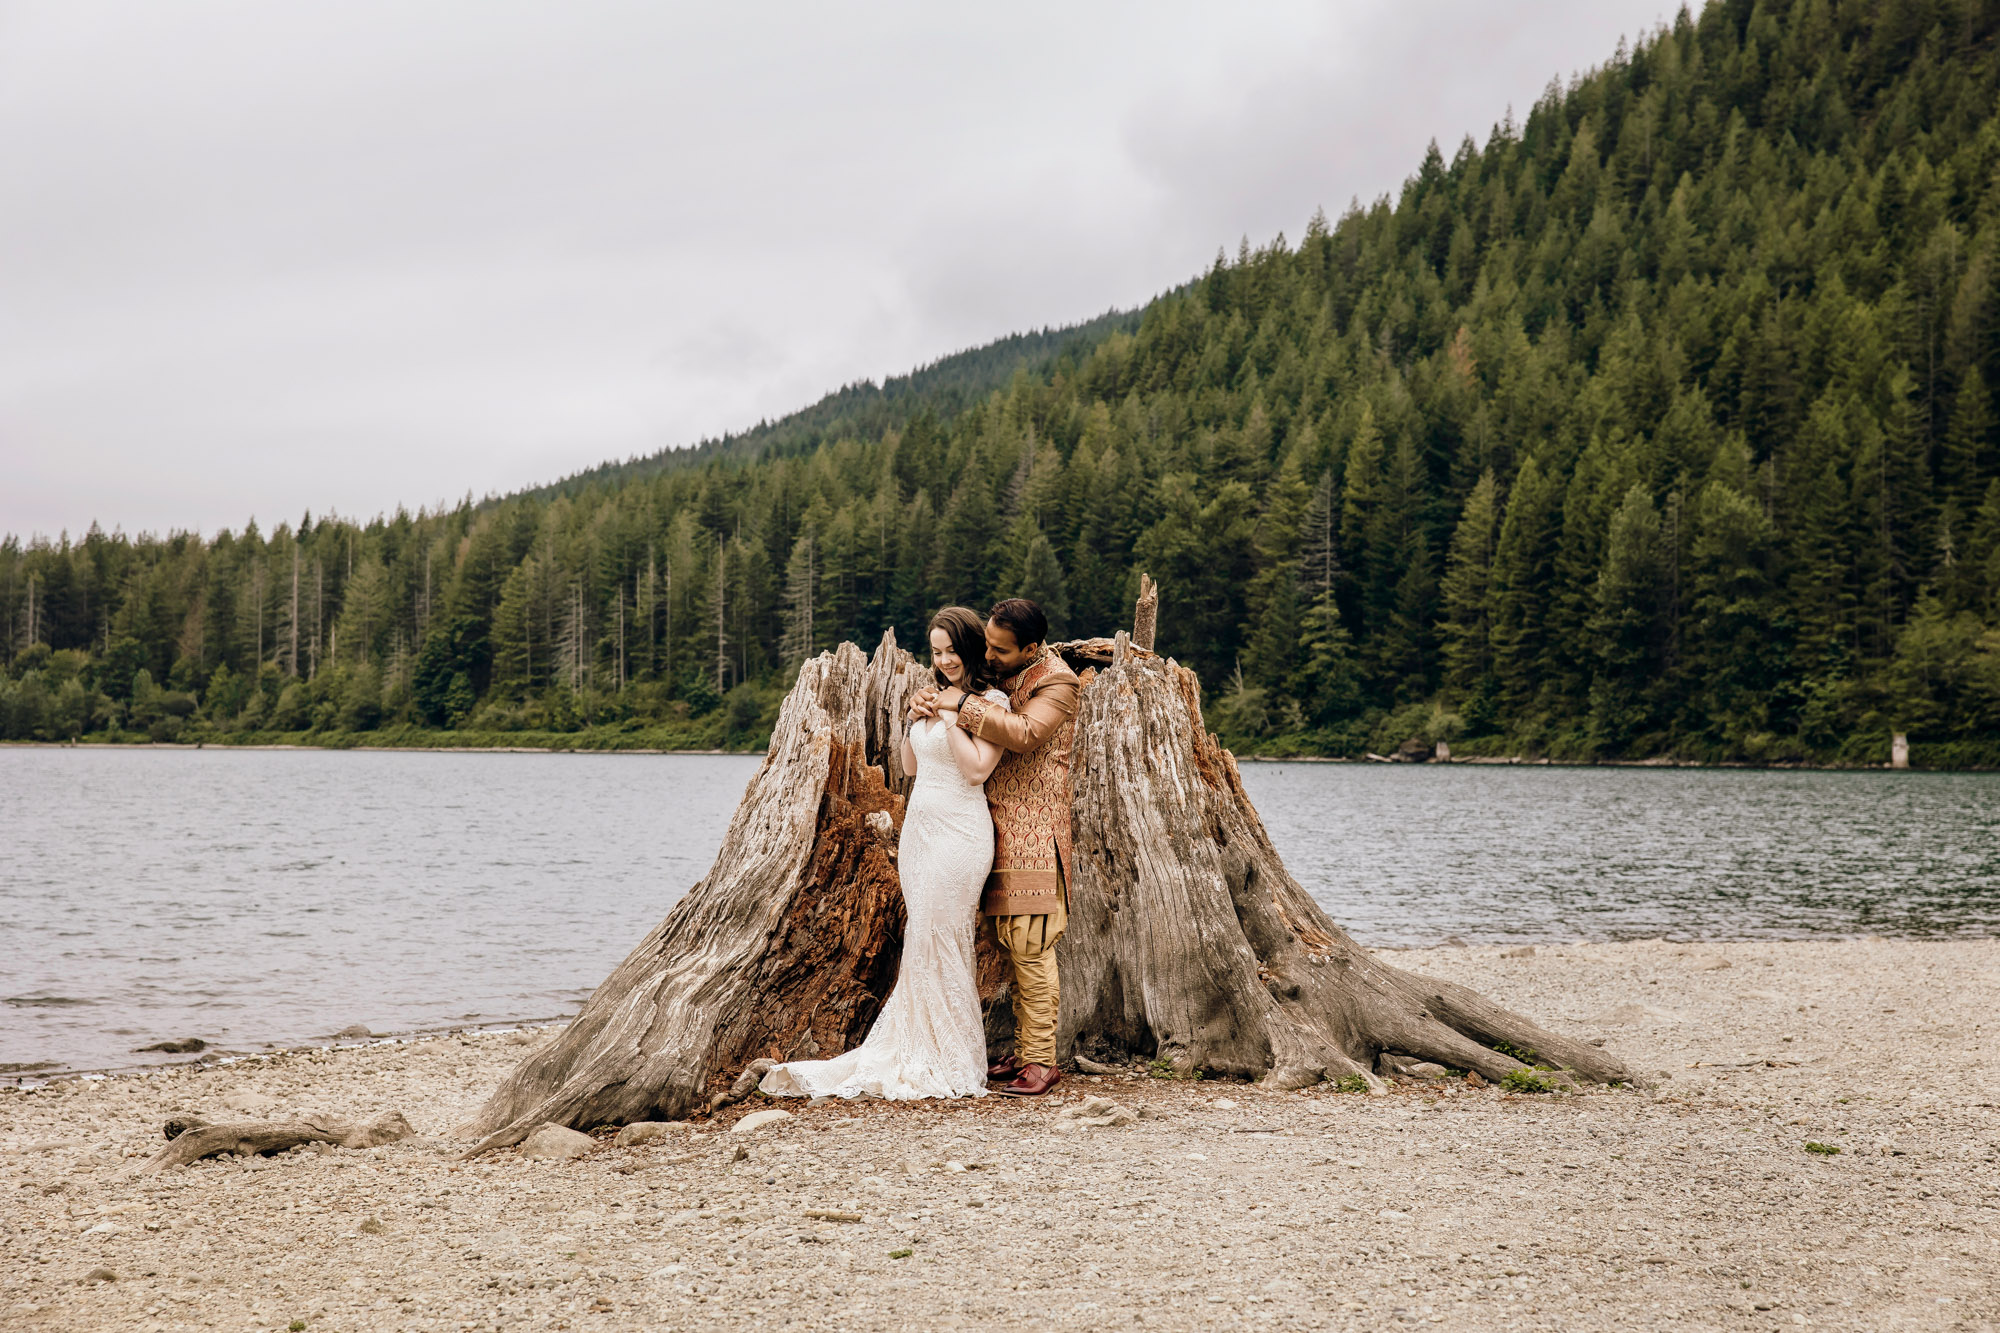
[987,1053,1025,1081]
[994,1063,1062,1097]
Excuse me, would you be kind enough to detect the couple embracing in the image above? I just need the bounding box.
[760,598,1077,1101]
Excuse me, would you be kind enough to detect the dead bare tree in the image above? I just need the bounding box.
[463,593,1626,1154]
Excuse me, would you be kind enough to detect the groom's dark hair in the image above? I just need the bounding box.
[988,598,1048,650]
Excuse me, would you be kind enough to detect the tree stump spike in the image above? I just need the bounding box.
[1131,573,1159,652]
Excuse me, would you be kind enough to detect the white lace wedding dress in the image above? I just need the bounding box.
[758,696,1003,1101]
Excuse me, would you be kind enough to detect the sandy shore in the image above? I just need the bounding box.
[4,938,1996,1332]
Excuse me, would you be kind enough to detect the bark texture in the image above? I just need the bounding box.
[1056,633,1625,1089]
[465,627,1626,1152]
[464,635,927,1155]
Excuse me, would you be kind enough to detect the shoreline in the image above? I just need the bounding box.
[0,740,756,757]
[5,738,1987,771]
[1,1017,578,1091]
[5,937,1994,1331]
[15,925,1989,1088]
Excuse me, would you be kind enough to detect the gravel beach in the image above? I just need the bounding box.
[5,938,1996,1332]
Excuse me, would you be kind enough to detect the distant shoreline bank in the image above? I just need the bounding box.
[0,739,758,757]
[3,738,1986,771]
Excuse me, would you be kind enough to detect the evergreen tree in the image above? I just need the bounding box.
[1439,469,1501,692]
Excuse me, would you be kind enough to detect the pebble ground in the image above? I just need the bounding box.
[4,938,1997,1332]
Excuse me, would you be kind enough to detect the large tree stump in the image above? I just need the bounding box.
[464,628,1625,1153]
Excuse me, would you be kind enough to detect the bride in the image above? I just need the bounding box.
[759,606,1007,1100]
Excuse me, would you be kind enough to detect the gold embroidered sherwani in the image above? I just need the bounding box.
[953,650,1079,1066]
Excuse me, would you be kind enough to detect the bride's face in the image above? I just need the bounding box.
[930,627,966,686]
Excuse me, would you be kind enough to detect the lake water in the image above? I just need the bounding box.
[3,750,1995,1076]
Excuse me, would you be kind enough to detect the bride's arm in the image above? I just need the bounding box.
[939,709,1003,784]
[899,726,917,778]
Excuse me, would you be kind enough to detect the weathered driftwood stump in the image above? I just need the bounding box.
[142,1110,414,1172]
[464,628,1626,1153]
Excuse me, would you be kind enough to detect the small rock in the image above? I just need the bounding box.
[1058,1096,1138,1128]
[1502,946,1535,959]
[81,1267,116,1284]
[1376,1209,1411,1221]
[357,1216,383,1235]
[1442,936,1469,947]
[1465,1071,1485,1088]
[1586,1036,1608,1047]
[81,1222,120,1237]
[1212,1098,1239,1110]
[1591,1003,1685,1026]
[519,1123,596,1161]
[135,1038,206,1054]
[1698,958,1732,971]
[944,1160,968,1172]
[333,1024,373,1039]
[222,1091,276,1116]
[613,1122,683,1148]
[338,1110,415,1149]
[1405,1061,1448,1079]
[731,1109,794,1134]
[726,1144,750,1162]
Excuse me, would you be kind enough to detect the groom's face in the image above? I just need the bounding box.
[984,620,1037,676]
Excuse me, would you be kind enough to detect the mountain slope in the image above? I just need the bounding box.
[524,306,1145,500]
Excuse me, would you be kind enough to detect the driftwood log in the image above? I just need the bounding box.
[142,1110,414,1172]
[464,616,1627,1153]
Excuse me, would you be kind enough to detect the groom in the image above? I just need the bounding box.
[909,597,1079,1097]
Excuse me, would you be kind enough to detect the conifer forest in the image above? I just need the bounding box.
[6,0,2000,765]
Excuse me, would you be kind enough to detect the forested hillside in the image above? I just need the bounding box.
[6,0,2000,764]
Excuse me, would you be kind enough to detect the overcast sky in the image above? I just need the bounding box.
[0,1,1671,541]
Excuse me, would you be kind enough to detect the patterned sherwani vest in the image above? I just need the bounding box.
[953,651,1079,917]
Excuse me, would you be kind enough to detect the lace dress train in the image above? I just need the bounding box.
[758,707,998,1101]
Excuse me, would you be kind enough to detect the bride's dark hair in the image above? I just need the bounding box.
[927,606,992,694]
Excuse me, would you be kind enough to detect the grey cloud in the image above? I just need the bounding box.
[0,1,1668,539]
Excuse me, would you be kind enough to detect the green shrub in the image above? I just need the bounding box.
[1501,1068,1556,1094]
